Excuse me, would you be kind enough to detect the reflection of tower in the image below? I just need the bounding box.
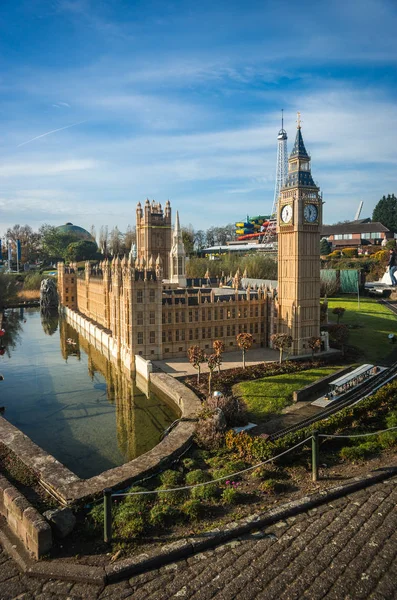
[264,111,288,243]
[277,113,322,355]
[169,211,187,287]
[136,199,172,279]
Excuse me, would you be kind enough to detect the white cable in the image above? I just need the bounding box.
[319,425,397,439]
[112,437,312,497]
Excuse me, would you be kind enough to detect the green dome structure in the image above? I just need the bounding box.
[56,222,94,241]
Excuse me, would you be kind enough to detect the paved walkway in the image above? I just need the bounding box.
[1,475,397,599]
[153,347,279,377]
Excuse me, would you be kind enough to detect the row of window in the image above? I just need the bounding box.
[361,232,382,239]
[161,306,261,324]
[159,322,263,343]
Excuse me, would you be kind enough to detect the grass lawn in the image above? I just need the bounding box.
[327,296,397,364]
[234,365,344,422]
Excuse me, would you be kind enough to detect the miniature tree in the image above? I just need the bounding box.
[328,324,349,356]
[271,333,293,364]
[308,336,322,360]
[207,354,218,395]
[187,345,207,384]
[213,339,225,374]
[332,307,345,324]
[236,332,253,369]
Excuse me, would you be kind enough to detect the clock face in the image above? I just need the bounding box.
[304,203,318,223]
[281,204,293,224]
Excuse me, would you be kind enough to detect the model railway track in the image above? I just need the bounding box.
[379,299,397,317]
[269,363,397,441]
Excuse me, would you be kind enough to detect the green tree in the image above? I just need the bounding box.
[320,238,331,256]
[332,307,346,324]
[5,224,41,263]
[182,227,195,255]
[372,194,397,233]
[65,240,99,262]
[39,224,79,262]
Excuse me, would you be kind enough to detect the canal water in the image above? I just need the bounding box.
[0,308,177,479]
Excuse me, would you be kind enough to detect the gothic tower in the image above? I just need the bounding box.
[276,114,322,355]
[169,211,187,287]
[136,199,172,279]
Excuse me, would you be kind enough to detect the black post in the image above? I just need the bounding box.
[312,431,319,482]
[104,488,112,543]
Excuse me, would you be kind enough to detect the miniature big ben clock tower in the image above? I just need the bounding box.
[276,113,322,355]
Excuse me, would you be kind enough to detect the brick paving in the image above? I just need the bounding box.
[1,477,397,599]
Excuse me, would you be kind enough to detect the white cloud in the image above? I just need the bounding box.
[0,160,98,178]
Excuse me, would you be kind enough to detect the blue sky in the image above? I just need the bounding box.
[0,0,396,236]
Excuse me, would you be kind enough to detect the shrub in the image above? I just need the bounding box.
[115,514,146,539]
[182,457,199,471]
[373,250,388,263]
[181,499,203,521]
[195,418,225,451]
[191,482,220,501]
[221,486,241,505]
[123,486,152,513]
[159,470,183,487]
[205,394,248,426]
[158,486,187,506]
[23,272,45,290]
[185,469,211,485]
[149,504,180,527]
[379,411,397,448]
[341,248,358,258]
[259,479,287,494]
[340,440,381,461]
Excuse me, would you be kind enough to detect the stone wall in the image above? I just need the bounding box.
[0,474,52,559]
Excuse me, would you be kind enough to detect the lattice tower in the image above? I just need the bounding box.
[263,111,288,243]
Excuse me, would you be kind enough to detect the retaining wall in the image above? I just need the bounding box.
[292,366,353,403]
[0,474,52,559]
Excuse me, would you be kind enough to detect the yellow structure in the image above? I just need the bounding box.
[277,118,322,355]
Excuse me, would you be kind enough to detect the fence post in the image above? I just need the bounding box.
[104,488,112,543]
[312,431,319,482]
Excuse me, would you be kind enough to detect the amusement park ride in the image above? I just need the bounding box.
[235,110,289,246]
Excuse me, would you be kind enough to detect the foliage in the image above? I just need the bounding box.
[181,227,195,255]
[205,394,247,426]
[182,457,199,470]
[236,332,253,369]
[339,441,381,462]
[213,339,225,373]
[0,274,18,309]
[159,470,183,487]
[259,479,287,494]
[23,272,45,290]
[6,224,41,263]
[327,250,342,259]
[65,240,99,262]
[191,482,219,501]
[221,484,241,504]
[385,239,396,250]
[194,418,225,451]
[186,254,277,280]
[373,250,388,262]
[270,333,293,364]
[372,194,397,232]
[207,353,220,394]
[39,224,83,262]
[332,307,346,324]
[149,504,180,527]
[187,345,207,383]
[341,248,358,258]
[185,469,211,485]
[320,238,331,256]
[181,499,203,520]
[308,336,321,359]
[327,324,349,355]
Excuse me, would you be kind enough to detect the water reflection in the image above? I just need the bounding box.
[0,309,177,478]
[0,309,23,357]
[40,309,59,337]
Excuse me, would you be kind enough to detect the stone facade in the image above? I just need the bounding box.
[277,121,322,355]
[58,258,274,361]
